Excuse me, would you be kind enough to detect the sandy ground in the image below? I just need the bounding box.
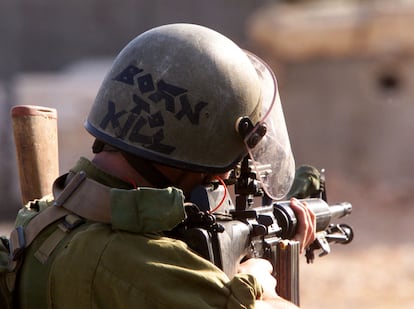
[296,178,414,309]
[299,245,414,309]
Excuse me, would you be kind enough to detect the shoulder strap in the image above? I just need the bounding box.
[9,171,112,269]
[9,206,69,268]
[52,171,111,223]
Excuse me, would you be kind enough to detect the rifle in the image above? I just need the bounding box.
[172,156,353,306]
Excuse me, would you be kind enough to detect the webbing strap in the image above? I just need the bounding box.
[9,171,113,268]
[52,172,111,223]
[9,206,70,263]
[33,227,67,264]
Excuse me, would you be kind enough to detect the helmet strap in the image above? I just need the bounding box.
[121,152,173,188]
[92,139,173,188]
[92,139,118,153]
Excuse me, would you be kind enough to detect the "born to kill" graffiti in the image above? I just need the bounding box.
[99,64,209,154]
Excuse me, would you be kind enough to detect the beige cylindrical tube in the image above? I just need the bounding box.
[11,105,59,205]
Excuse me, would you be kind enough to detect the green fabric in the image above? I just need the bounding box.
[111,187,186,233]
[0,195,56,309]
[0,237,13,309]
[16,157,262,308]
[14,195,54,227]
[70,156,134,189]
[0,238,9,273]
[50,224,261,309]
[286,164,321,199]
[17,221,87,309]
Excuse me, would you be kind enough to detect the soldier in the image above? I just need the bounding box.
[14,24,315,308]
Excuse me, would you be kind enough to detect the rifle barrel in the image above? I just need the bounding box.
[329,202,352,219]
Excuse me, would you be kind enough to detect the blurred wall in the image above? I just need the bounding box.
[0,0,265,72]
[247,0,414,196]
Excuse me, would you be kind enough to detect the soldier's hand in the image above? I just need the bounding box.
[290,198,316,253]
[238,258,277,300]
[238,258,300,308]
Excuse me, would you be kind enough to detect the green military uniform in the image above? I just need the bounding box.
[15,157,262,308]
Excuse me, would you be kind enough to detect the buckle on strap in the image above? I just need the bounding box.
[53,171,87,207]
[10,226,26,261]
[53,171,112,223]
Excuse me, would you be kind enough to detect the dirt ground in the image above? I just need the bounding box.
[297,176,414,309]
[299,244,414,309]
[1,177,413,308]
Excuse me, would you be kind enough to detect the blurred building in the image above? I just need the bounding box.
[247,0,414,191]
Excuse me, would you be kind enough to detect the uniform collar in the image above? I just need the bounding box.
[69,157,187,233]
[70,157,133,189]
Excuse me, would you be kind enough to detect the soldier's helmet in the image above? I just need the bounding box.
[85,23,295,199]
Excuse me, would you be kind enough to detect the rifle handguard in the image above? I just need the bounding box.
[273,198,352,239]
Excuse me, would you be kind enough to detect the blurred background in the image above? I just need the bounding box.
[1,0,413,307]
